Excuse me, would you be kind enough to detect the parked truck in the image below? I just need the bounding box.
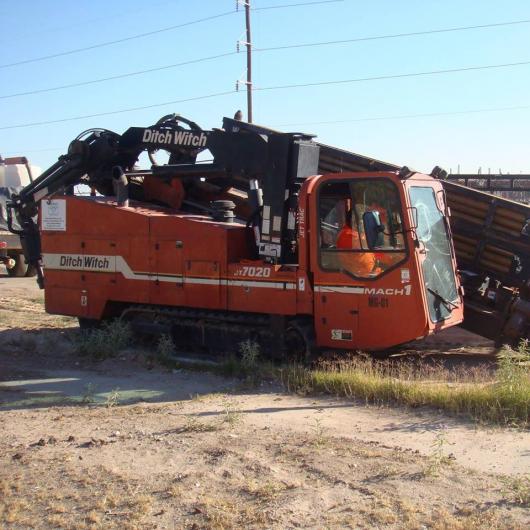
[0,156,40,277]
[7,114,463,358]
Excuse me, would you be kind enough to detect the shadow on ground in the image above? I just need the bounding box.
[0,360,233,411]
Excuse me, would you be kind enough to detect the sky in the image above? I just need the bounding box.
[1,0,530,174]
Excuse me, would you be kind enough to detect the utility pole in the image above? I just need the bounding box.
[236,0,253,122]
[244,1,253,122]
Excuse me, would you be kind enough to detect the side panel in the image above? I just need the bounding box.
[226,261,297,315]
[184,259,222,309]
[42,197,152,319]
[148,239,184,306]
[149,216,185,306]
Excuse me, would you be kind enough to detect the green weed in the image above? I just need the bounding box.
[425,428,451,477]
[74,320,131,359]
[221,400,242,427]
[105,388,120,408]
[311,417,328,448]
[156,334,176,361]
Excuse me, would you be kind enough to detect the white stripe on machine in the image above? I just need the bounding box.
[41,253,296,290]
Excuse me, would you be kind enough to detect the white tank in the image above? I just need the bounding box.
[0,157,42,187]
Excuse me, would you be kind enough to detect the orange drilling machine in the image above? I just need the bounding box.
[8,115,463,358]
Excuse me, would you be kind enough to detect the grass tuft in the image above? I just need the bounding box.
[74,320,132,359]
[156,334,176,361]
[501,474,530,506]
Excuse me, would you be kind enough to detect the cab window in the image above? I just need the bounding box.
[319,179,407,279]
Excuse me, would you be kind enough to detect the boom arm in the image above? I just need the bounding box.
[8,114,323,286]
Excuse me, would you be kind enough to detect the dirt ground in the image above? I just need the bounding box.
[0,273,529,529]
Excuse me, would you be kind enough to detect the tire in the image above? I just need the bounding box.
[6,254,28,278]
[284,320,320,364]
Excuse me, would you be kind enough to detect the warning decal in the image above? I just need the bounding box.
[41,199,66,231]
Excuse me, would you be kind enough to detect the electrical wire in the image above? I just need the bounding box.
[0,0,343,69]
[0,11,234,69]
[2,59,530,130]
[252,0,343,10]
[0,52,238,99]
[275,104,530,127]
[1,17,529,100]
[252,59,530,93]
[255,18,530,52]
[0,90,237,130]
[6,101,530,154]
[0,0,174,44]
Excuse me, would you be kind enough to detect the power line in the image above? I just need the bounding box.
[2,59,530,130]
[253,0,343,10]
[0,52,238,99]
[0,0,174,44]
[6,103,530,155]
[0,90,238,130]
[0,0,343,69]
[254,59,530,92]
[256,18,530,52]
[0,11,235,69]
[1,17,529,100]
[276,104,530,127]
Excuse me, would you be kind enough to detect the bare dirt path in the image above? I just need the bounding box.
[0,276,528,529]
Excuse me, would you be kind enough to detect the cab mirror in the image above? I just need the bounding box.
[363,211,385,249]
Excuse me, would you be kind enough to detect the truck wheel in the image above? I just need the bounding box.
[284,320,320,364]
[6,255,28,277]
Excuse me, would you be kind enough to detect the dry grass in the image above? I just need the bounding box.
[241,479,288,502]
[170,338,530,428]
[180,414,220,433]
[1,420,528,529]
[427,507,510,530]
[501,474,530,506]
[0,465,156,529]
[281,345,530,427]
[194,495,271,529]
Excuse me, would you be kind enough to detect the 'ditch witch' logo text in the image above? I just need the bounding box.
[142,129,207,147]
[59,255,110,270]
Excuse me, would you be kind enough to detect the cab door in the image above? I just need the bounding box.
[311,179,359,349]
[310,174,414,350]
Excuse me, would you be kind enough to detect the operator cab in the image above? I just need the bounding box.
[308,171,463,350]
